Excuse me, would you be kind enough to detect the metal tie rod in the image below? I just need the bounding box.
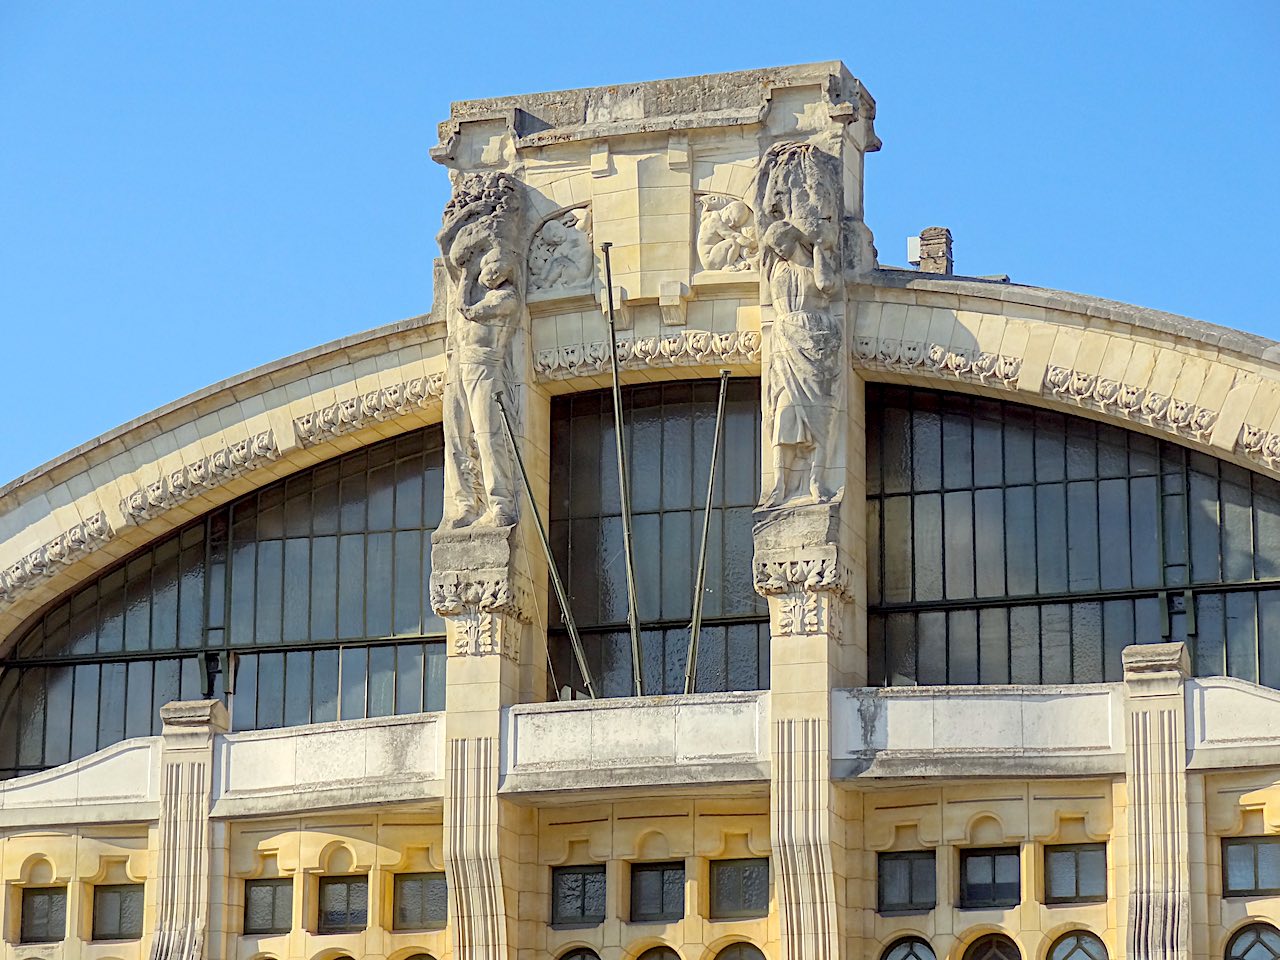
[494,391,598,700]
[601,243,645,698]
[684,370,732,695]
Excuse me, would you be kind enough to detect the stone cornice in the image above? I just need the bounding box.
[0,512,113,604]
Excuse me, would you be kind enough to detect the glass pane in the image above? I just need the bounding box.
[1077,845,1107,898]
[1258,841,1280,890]
[1046,848,1076,899]
[1225,842,1254,892]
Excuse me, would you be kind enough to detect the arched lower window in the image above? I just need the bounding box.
[716,944,766,960]
[548,380,767,698]
[1049,932,1107,960]
[963,935,1020,960]
[883,938,936,960]
[0,426,448,778]
[1227,924,1280,960]
[559,951,601,960]
[867,385,1280,688]
[636,948,680,960]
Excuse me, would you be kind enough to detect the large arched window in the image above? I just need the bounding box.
[867,385,1280,687]
[1048,932,1107,960]
[963,935,1019,960]
[0,427,448,778]
[715,945,766,960]
[1227,924,1280,960]
[882,939,935,960]
[548,380,767,698]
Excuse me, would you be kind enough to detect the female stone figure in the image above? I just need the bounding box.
[755,141,843,507]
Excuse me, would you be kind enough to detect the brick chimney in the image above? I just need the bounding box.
[918,226,953,275]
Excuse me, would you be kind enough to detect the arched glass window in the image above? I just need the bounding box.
[0,427,448,778]
[882,938,935,960]
[636,949,680,960]
[1049,932,1107,960]
[867,385,1280,687]
[548,380,767,698]
[559,951,601,960]
[1227,924,1280,960]
[963,935,1020,960]
[715,945,766,960]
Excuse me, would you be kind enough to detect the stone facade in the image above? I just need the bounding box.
[1,62,1279,960]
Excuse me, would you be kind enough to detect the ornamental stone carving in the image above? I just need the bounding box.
[1044,364,1222,442]
[437,171,528,531]
[534,329,761,381]
[696,194,757,272]
[120,430,280,524]
[854,335,1023,389]
[430,571,530,660]
[528,207,593,293]
[0,512,114,605]
[755,140,844,508]
[293,374,445,447]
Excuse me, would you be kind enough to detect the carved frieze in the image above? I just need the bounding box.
[0,512,114,604]
[119,430,280,524]
[534,329,761,381]
[696,194,757,272]
[1044,364,1221,442]
[853,336,1023,389]
[528,206,593,294]
[1237,423,1280,471]
[293,374,445,447]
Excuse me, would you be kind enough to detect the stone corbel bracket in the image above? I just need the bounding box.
[753,550,854,637]
[429,569,532,661]
[120,430,281,525]
[294,374,445,448]
[0,512,114,605]
[535,329,761,382]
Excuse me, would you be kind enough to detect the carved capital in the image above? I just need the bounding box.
[430,526,530,661]
[1122,641,1190,698]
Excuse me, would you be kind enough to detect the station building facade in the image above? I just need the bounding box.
[1,62,1279,960]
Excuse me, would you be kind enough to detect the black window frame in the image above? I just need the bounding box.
[316,875,369,934]
[1044,842,1107,904]
[243,877,293,935]
[877,849,936,914]
[708,857,769,920]
[19,885,67,944]
[628,860,685,923]
[1227,923,1280,960]
[551,864,606,927]
[958,846,1021,909]
[1047,931,1109,960]
[392,871,448,931]
[91,882,145,941]
[1222,836,1280,897]
[882,937,937,960]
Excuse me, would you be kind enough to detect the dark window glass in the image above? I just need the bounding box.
[715,946,767,960]
[0,426,446,779]
[877,850,936,913]
[1048,932,1108,960]
[1227,924,1280,960]
[92,883,144,941]
[1223,837,1280,896]
[244,878,292,934]
[883,938,937,960]
[551,864,606,926]
[636,949,680,960]
[1045,843,1107,903]
[866,384,1280,688]
[560,951,602,960]
[548,381,767,698]
[20,886,67,943]
[317,876,368,933]
[709,857,769,919]
[393,872,448,930]
[964,934,1020,960]
[959,847,1020,908]
[630,861,684,922]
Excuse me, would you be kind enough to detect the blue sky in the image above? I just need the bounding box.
[1,1,1277,486]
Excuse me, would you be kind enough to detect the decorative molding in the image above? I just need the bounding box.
[1237,422,1280,471]
[753,555,853,636]
[430,571,530,660]
[535,329,761,381]
[1044,365,1220,442]
[121,431,280,524]
[853,336,1023,389]
[0,512,114,605]
[446,736,508,960]
[294,375,445,447]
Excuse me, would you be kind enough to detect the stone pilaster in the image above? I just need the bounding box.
[1122,641,1191,960]
[149,699,228,960]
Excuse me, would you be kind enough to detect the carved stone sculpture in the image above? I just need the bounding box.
[436,171,527,530]
[696,195,757,271]
[754,140,843,508]
[528,207,593,293]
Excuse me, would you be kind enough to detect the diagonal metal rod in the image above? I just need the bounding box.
[684,370,732,695]
[601,242,644,697]
[494,391,598,700]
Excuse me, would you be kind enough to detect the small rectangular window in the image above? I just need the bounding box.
[959,846,1020,908]
[1044,843,1107,904]
[244,878,293,935]
[20,886,67,944]
[709,858,769,920]
[1223,837,1280,897]
[552,864,606,926]
[393,872,448,930]
[877,850,936,914]
[317,876,368,934]
[92,883,145,941]
[630,861,684,923]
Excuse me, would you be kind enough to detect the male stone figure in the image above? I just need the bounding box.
[755,141,843,507]
[436,171,526,529]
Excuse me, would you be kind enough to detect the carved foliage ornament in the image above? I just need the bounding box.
[696,194,757,272]
[1044,364,1221,442]
[1237,422,1280,471]
[0,512,114,605]
[855,336,1023,389]
[120,430,280,524]
[528,206,593,293]
[753,555,853,637]
[534,329,761,380]
[429,572,530,660]
[294,374,445,447]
